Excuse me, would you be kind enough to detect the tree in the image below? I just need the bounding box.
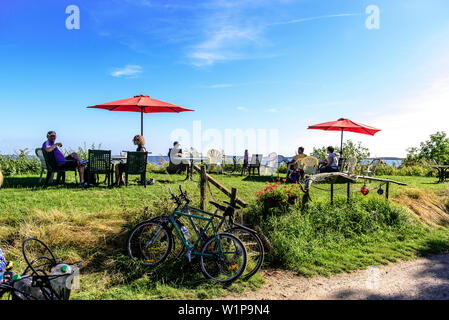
[312,140,370,160]
[418,131,449,165]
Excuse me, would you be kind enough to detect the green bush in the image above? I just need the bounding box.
[375,164,435,177]
[0,149,41,176]
[245,197,420,274]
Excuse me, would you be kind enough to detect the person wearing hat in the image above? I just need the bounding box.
[42,131,86,186]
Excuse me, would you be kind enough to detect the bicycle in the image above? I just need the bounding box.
[0,238,81,300]
[128,186,264,280]
[127,187,248,283]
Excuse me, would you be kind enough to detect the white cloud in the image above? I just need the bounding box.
[236,106,248,111]
[269,13,360,26]
[267,108,278,113]
[110,64,142,77]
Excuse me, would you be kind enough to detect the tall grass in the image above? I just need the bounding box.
[246,197,449,276]
[0,149,40,176]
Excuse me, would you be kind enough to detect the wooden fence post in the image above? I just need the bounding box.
[386,182,390,200]
[200,165,207,210]
[347,182,350,203]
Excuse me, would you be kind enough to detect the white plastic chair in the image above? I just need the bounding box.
[342,157,358,176]
[363,158,381,182]
[302,156,319,176]
[207,149,223,174]
[262,152,279,177]
[287,157,304,178]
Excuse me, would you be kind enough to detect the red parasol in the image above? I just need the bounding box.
[87,94,194,135]
[308,118,381,158]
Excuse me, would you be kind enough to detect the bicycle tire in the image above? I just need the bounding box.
[228,227,264,279]
[147,216,186,260]
[199,233,247,283]
[126,220,172,266]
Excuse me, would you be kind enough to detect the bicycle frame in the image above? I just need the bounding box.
[168,207,225,258]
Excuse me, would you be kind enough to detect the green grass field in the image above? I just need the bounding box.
[0,170,448,299]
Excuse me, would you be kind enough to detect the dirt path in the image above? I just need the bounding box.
[217,254,449,300]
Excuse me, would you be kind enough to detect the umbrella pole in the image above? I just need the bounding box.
[141,109,143,136]
[340,128,344,158]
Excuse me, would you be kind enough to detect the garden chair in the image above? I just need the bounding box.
[363,158,381,182]
[342,157,358,176]
[207,149,223,174]
[39,148,78,186]
[302,156,319,176]
[286,156,304,179]
[35,148,51,183]
[247,154,263,176]
[87,149,112,187]
[124,151,148,187]
[262,152,279,177]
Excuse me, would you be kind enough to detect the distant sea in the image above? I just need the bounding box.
[2,155,404,167]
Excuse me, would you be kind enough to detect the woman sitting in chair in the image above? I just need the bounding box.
[115,135,147,186]
[286,147,306,181]
[319,146,339,173]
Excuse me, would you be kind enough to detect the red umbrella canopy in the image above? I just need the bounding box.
[87,94,194,113]
[308,118,381,136]
[87,94,194,135]
[308,118,381,159]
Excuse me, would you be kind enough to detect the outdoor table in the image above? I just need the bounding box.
[430,165,449,183]
[179,157,207,181]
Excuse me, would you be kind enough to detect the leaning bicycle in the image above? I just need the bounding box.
[128,186,264,280]
[127,188,247,283]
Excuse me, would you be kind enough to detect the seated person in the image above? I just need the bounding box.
[319,146,339,173]
[241,150,249,175]
[42,131,86,186]
[287,147,306,180]
[167,141,188,174]
[115,134,147,186]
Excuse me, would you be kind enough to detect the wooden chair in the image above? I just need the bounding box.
[87,150,112,186]
[39,148,78,186]
[248,154,263,176]
[124,151,148,187]
[207,149,223,174]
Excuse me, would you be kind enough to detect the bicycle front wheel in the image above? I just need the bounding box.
[127,220,172,266]
[229,228,264,279]
[200,233,247,283]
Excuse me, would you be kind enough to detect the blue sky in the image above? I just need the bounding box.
[1,0,449,157]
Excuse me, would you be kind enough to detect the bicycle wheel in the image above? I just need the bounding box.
[127,220,172,266]
[200,233,247,283]
[228,228,264,279]
[148,216,186,260]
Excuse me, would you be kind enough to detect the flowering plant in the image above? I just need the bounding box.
[256,178,302,213]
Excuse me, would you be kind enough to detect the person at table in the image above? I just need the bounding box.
[286,147,306,180]
[115,134,147,186]
[42,131,86,186]
[167,141,188,173]
[319,146,339,173]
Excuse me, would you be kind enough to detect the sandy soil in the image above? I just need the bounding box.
[216,254,449,300]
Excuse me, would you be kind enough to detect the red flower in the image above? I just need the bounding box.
[282,178,286,182]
